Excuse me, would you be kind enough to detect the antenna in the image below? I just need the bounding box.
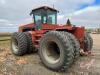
[53,4,54,8]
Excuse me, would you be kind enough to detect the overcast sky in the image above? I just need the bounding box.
[0,0,100,32]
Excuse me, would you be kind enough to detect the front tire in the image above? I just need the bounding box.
[61,32,80,60]
[39,31,74,71]
[24,32,36,53]
[11,32,28,56]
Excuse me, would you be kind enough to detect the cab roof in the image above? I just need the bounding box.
[30,6,58,15]
[32,6,58,12]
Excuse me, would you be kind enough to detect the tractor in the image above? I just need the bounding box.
[11,6,93,71]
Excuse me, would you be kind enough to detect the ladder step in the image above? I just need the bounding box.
[35,40,40,42]
[35,34,42,37]
[35,45,39,48]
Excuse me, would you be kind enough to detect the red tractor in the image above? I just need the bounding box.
[11,6,93,71]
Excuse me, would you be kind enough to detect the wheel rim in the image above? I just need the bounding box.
[42,41,60,64]
[12,39,19,53]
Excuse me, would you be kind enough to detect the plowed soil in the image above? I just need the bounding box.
[0,34,100,75]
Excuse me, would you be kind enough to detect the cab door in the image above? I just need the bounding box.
[34,13,42,30]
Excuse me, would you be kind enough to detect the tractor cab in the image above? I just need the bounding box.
[30,6,58,30]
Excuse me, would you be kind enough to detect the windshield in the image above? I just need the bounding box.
[33,9,57,25]
[47,11,57,24]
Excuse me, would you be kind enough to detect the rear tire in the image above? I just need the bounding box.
[11,32,27,56]
[84,32,93,52]
[39,31,74,71]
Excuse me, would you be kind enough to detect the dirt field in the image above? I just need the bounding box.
[0,34,100,75]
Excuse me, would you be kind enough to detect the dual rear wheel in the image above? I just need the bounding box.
[39,31,80,71]
[84,32,93,52]
[11,32,35,56]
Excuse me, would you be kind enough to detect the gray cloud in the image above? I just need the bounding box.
[0,0,99,32]
[0,0,95,20]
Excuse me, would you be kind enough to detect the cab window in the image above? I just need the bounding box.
[47,10,57,25]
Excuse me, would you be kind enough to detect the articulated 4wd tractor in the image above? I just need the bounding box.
[11,6,93,71]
